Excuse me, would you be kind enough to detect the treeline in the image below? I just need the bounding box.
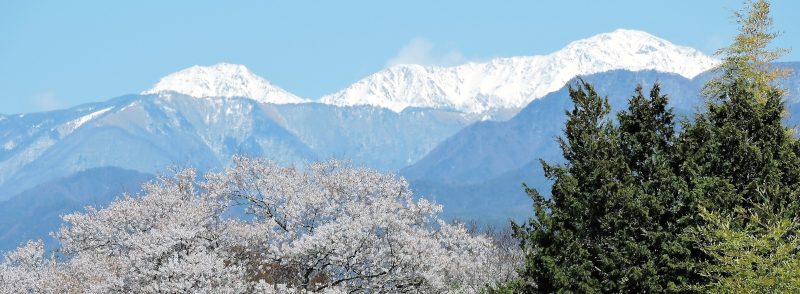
[507,0,800,292]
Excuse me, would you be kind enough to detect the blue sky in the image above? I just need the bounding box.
[1,1,799,114]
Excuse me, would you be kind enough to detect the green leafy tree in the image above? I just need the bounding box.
[699,205,800,293]
[702,0,790,102]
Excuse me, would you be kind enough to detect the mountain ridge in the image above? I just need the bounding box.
[141,29,718,117]
[320,29,718,114]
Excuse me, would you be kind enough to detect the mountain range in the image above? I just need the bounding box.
[321,29,717,115]
[4,29,789,252]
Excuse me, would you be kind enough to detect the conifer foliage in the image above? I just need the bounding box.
[682,0,800,291]
[682,0,798,215]
[514,0,799,292]
[513,80,684,292]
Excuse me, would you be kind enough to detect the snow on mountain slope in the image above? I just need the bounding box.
[142,63,308,104]
[56,106,113,137]
[320,29,719,114]
[0,92,476,199]
[140,30,716,115]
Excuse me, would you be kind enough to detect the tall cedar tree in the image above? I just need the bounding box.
[678,0,798,228]
[678,0,800,290]
[513,80,672,292]
[617,84,699,291]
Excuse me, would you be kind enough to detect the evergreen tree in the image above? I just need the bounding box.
[679,0,798,222]
[511,1,798,292]
[677,0,799,290]
[513,79,660,292]
[619,84,675,179]
[617,84,699,291]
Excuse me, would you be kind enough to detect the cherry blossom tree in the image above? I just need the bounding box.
[206,157,502,292]
[0,240,67,294]
[57,169,247,293]
[0,156,516,293]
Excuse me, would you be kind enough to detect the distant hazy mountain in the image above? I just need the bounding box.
[0,167,152,252]
[0,94,472,199]
[403,63,800,223]
[321,29,717,115]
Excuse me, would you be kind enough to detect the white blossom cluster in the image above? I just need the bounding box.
[0,156,516,293]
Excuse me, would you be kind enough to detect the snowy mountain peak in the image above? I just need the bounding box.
[320,29,719,114]
[142,63,308,104]
[558,29,716,78]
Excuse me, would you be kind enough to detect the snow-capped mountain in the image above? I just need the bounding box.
[140,30,717,115]
[142,63,308,104]
[320,29,719,114]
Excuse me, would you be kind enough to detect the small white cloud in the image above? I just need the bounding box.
[32,91,64,112]
[704,33,728,55]
[385,37,466,68]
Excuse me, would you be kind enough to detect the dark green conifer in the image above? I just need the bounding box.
[680,0,797,215]
[617,84,699,292]
[513,79,656,293]
[677,0,800,290]
[511,1,798,292]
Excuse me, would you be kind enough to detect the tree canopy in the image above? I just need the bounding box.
[1,157,513,293]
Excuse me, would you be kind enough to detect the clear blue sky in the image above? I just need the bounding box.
[2,0,799,114]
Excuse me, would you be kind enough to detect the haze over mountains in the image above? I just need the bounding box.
[6,29,793,251]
